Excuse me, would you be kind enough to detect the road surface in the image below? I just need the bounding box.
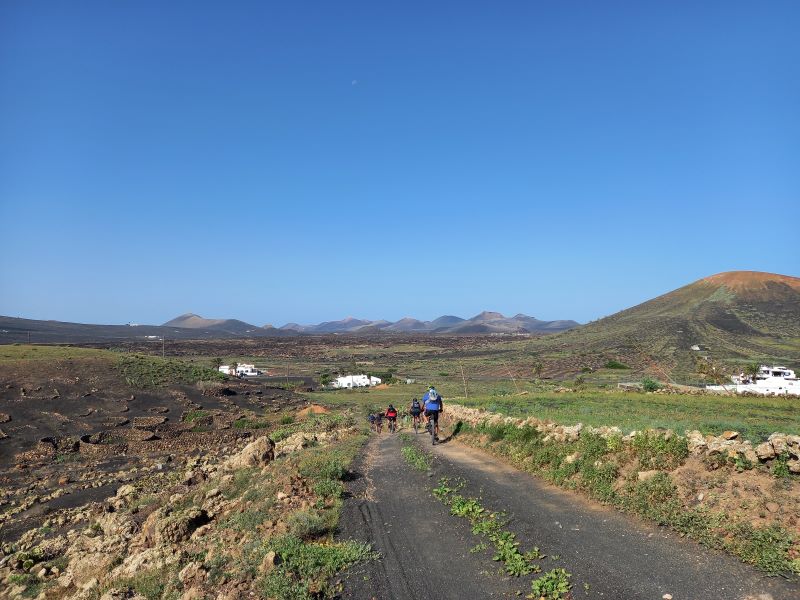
[338,432,798,600]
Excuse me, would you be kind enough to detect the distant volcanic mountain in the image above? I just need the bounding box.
[278,312,580,334]
[162,313,261,335]
[540,270,800,376]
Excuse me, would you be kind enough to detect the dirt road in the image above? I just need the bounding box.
[338,432,798,600]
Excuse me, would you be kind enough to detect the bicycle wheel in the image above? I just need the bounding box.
[430,418,436,446]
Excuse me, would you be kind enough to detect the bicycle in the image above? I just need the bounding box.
[376,418,383,434]
[426,414,437,446]
[412,413,421,435]
[388,417,396,433]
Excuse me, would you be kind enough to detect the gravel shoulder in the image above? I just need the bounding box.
[338,431,798,600]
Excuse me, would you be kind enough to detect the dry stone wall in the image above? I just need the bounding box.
[441,403,800,473]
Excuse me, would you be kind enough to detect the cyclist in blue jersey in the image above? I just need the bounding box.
[422,386,444,441]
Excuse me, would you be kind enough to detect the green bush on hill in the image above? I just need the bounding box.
[604,360,630,369]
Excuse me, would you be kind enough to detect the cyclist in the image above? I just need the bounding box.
[367,413,376,432]
[374,411,383,433]
[385,404,398,433]
[409,397,423,432]
[423,386,444,441]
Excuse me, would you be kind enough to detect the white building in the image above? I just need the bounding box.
[707,365,800,396]
[219,363,261,377]
[332,374,381,389]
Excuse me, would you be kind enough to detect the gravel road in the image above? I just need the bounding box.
[338,432,798,600]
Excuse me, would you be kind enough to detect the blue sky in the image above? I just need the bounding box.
[1,1,798,326]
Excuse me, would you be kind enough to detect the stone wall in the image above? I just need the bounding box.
[441,403,800,474]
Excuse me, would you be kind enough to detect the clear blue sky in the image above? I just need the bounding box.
[1,1,798,326]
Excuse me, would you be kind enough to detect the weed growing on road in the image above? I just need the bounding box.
[528,568,572,599]
[433,477,544,577]
[401,444,432,471]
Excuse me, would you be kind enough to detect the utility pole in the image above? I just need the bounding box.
[27,331,31,344]
[162,336,165,358]
[507,365,520,394]
[460,364,469,399]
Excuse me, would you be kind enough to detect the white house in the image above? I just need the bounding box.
[707,365,800,396]
[332,374,381,389]
[219,363,261,377]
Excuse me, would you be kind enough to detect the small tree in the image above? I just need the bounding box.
[211,357,223,371]
[230,361,239,377]
[532,361,544,381]
[743,362,761,383]
[696,357,729,388]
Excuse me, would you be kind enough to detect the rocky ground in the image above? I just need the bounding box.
[0,351,309,541]
[1,405,368,599]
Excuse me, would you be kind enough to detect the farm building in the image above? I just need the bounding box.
[218,363,261,377]
[332,374,381,388]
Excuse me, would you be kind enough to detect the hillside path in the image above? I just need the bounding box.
[337,432,798,600]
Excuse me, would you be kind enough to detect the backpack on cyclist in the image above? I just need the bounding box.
[387,407,397,418]
[411,399,421,411]
[425,390,441,411]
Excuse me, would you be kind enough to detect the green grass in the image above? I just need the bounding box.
[457,392,800,441]
[97,566,180,600]
[258,535,377,599]
[117,354,225,388]
[0,344,115,363]
[401,445,432,471]
[318,385,800,442]
[183,410,211,422]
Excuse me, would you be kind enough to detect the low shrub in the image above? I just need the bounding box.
[641,377,662,392]
[287,509,332,539]
[631,430,688,470]
[604,360,630,369]
[298,454,347,482]
[259,535,377,599]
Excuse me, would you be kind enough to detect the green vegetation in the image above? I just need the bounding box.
[456,422,799,575]
[96,566,180,600]
[641,377,662,392]
[603,360,630,369]
[433,478,545,577]
[529,568,572,599]
[0,344,114,363]
[117,354,225,388]
[631,430,688,470]
[7,574,43,599]
[234,417,271,430]
[454,392,800,441]
[259,536,377,600]
[323,381,800,441]
[183,410,211,422]
[401,444,432,471]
